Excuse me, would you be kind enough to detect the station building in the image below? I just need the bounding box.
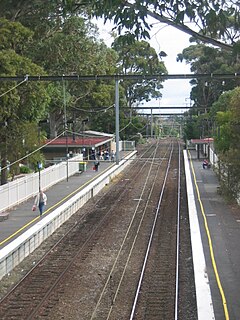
[42,131,115,163]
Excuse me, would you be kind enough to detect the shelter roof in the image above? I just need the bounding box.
[191,138,214,144]
[44,135,112,148]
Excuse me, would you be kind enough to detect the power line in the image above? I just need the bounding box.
[71,104,115,113]
[0,76,28,97]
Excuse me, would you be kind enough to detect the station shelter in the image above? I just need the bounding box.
[43,131,114,163]
[189,138,214,160]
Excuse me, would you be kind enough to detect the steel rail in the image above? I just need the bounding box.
[174,141,181,320]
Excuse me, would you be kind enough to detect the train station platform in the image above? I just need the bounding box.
[186,149,240,320]
[0,154,128,249]
[1,146,240,320]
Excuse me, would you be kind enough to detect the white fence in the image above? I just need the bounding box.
[209,147,218,167]
[0,154,83,214]
[119,140,136,151]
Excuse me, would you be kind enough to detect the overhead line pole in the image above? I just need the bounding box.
[62,77,69,182]
[115,79,120,165]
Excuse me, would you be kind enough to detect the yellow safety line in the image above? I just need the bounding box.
[188,150,229,320]
[0,165,114,247]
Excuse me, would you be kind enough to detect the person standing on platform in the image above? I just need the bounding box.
[94,160,100,172]
[33,190,47,216]
[203,159,209,169]
[111,150,115,162]
[104,149,109,160]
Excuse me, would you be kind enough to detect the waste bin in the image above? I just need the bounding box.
[79,162,87,172]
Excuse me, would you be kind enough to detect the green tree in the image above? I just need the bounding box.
[183,115,200,141]
[112,39,167,109]
[177,43,239,110]
[25,16,118,138]
[1,1,239,52]
[178,39,240,142]
[214,87,240,153]
[0,19,49,184]
[212,87,240,199]
[4,122,45,180]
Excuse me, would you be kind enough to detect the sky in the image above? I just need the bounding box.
[146,20,193,114]
[95,17,193,115]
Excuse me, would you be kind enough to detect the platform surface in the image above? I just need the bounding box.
[0,157,124,248]
[189,150,240,320]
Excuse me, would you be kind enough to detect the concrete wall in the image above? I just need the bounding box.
[0,151,137,280]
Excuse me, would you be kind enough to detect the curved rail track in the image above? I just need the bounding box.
[0,138,196,319]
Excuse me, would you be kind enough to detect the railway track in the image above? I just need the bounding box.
[129,141,181,319]
[0,138,197,319]
[89,139,181,320]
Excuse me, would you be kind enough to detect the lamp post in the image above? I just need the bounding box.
[37,161,42,191]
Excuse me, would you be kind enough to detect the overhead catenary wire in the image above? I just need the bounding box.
[0,75,28,98]
[71,104,115,113]
[119,122,132,133]
[119,120,147,133]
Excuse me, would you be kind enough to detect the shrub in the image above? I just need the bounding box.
[20,165,32,174]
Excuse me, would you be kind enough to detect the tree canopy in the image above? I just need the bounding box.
[85,0,239,51]
[112,38,167,107]
[26,15,119,138]
[0,18,50,184]
[213,87,240,153]
[177,41,240,111]
[1,0,239,52]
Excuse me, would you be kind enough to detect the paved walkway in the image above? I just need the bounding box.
[0,157,123,248]
[189,150,240,320]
